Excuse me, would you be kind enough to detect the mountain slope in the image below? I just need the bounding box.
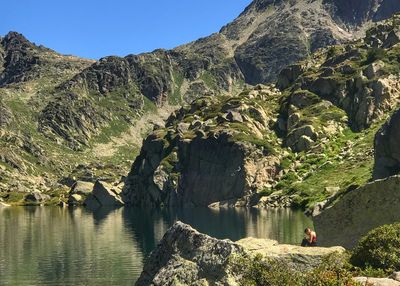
[1,0,400,205]
[40,0,400,147]
[123,12,400,208]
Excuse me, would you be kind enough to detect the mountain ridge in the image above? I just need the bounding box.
[1,0,400,206]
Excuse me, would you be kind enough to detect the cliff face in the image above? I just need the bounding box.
[124,13,400,209]
[123,86,283,207]
[314,175,400,249]
[373,108,400,179]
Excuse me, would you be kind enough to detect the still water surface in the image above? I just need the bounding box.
[0,207,313,285]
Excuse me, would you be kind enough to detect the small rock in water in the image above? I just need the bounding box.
[83,180,124,209]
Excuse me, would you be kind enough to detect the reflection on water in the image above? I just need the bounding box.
[0,207,313,285]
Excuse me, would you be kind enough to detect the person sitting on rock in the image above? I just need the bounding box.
[301,228,317,247]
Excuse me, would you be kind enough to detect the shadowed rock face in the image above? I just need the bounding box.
[61,51,175,102]
[0,32,38,86]
[122,87,282,208]
[325,0,400,24]
[122,132,253,208]
[178,137,247,206]
[314,175,400,249]
[373,109,400,179]
[38,92,108,149]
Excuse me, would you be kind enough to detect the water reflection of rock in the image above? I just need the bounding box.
[0,207,144,285]
[121,207,314,259]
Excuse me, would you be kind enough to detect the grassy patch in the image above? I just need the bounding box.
[169,70,184,105]
[275,122,380,209]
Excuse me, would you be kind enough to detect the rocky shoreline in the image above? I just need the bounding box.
[135,222,400,286]
[135,221,344,286]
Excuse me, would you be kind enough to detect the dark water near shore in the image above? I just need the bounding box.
[0,206,313,285]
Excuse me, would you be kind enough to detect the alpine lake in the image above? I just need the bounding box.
[0,206,313,285]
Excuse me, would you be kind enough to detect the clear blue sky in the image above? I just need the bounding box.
[1,0,252,59]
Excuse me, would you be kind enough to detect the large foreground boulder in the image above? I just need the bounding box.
[314,175,400,249]
[136,221,242,286]
[136,222,345,286]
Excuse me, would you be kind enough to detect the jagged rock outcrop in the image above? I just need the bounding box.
[365,12,400,48]
[0,32,38,86]
[314,175,400,249]
[62,51,175,102]
[276,15,400,153]
[136,222,345,286]
[373,108,400,179]
[57,0,400,107]
[0,32,92,87]
[123,86,283,207]
[67,181,94,205]
[38,92,108,149]
[83,180,124,208]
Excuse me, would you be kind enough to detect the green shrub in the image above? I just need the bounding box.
[230,252,359,286]
[351,223,400,271]
[364,48,386,65]
[230,254,302,286]
[355,265,387,278]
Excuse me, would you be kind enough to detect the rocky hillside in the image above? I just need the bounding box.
[315,105,400,249]
[124,13,400,209]
[0,32,172,205]
[1,0,400,206]
[38,0,400,148]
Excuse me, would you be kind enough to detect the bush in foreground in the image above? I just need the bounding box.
[230,252,360,286]
[351,223,400,272]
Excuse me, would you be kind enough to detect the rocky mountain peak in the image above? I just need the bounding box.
[243,0,282,12]
[1,31,34,51]
[325,0,400,26]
